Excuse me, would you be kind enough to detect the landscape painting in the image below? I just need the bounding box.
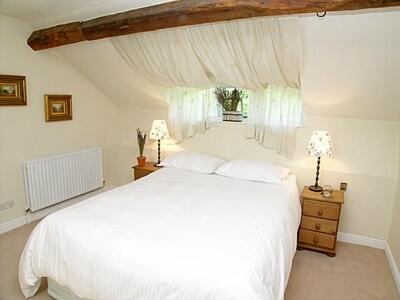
[0,75,27,106]
[0,83,17,97]
[51,102,65,114]
[45,95,72,122]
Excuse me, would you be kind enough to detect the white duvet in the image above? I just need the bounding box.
[19,167,301,300]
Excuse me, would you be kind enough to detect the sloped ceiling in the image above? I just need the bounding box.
[300,10,400,120]
[58,39,167,108]
[1,1,400,120]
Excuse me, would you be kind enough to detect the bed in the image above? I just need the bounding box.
[19,167,301,300]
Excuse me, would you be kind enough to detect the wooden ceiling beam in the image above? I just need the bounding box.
[27,0,400,50]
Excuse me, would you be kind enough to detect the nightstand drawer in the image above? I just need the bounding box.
[299,229,335,249]
[303,201,340,220]
[300,216,338,234]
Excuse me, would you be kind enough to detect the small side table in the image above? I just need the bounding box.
[132,162,162,181]
[297,186,344,257]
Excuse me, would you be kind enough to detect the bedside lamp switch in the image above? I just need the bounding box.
[340,182,347,191]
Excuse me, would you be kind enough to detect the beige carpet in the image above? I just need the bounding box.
[0,222,398,300]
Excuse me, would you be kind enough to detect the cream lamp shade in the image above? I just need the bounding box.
[150,120,169,140]
[307,131,333,192]
[307,131,333,157]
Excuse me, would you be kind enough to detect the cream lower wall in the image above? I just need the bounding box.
[0,15,117,223]
[389,185,400,268]
[110,107,399,241]
[389,135,400,268]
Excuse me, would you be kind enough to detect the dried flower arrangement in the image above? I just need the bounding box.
[136,128,147,167]
[214,87,246,122]
[214,87,245,112]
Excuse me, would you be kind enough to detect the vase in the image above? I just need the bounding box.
[137,156,146,167]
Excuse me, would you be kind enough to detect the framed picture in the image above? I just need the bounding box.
[0,75,27,106]
[45,95,72,122]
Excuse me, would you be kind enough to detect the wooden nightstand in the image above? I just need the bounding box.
[132,162,162,180]
[297,186,344,257]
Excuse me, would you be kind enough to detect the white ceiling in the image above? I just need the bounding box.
[0,0,174,29]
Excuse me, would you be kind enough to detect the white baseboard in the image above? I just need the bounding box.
[0,215,27,234]
[0,185,115,235]
[337,232,386,249]
[384,241,400,295]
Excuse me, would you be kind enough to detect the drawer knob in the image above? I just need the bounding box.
[315,223,321,230]
[313,237,319,244]
[317,209,324,216]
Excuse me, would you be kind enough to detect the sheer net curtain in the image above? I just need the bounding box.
[111,16,303,158]
[167,87,220,142]
[246,85,303,158]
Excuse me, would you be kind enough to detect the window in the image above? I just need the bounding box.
[214,87,249,122]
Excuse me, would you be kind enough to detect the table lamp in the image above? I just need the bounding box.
[150,120,169,165]
[307,131,333,192]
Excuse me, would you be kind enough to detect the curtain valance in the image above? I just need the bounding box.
[111,16,301,89]
[112,27,211,87]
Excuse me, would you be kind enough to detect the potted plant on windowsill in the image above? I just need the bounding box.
[214,87,245,122]
[136,128,147,167]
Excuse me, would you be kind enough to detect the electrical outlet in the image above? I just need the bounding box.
[340,182,348,191]
[0,201,14,211]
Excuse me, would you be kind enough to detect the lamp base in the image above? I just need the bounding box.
[309,185,323,192]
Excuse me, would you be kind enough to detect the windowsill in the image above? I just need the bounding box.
[214,119,248,126]
[224,115,248,124]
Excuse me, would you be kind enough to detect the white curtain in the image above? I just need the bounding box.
[246,85,303,158]
[189,17,301,89]
[112,27,212,87]
[167,87,220,142]
[111,16,303,157]
[112,17,301,89]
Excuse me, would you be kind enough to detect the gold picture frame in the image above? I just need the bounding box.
[45,95,72,122]
[0,75,27,106]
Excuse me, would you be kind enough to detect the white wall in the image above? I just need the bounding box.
[0,15,117,223]
[109,107,399,241]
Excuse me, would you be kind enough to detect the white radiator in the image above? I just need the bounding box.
[23,147,103,212]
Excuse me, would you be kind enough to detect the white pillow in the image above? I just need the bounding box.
[215,159,290,184]
[160,151,226,174]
